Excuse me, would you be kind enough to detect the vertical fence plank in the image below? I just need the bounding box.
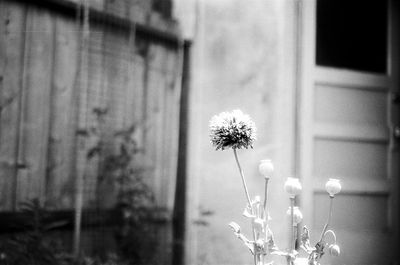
[0,2,26,211]
[122,27,135,129]
[90,0,105,11]
[145,43,167,207]
[108,29,128,132]
[142,42,155,203]
[83,26,104,208]
[73,4,90,255]
[110,28,130,208]
[46,16,79,209]
[164,48,182,212]
[69,0,105,11]
[16,6,55,206]
[159,46,173,211]
[93,28,124,208]
[130,46,147,172]
[128,0,152,24]
[92,24,111,209]
[104,0,129,19]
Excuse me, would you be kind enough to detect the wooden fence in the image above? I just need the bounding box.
[0,0,184,221]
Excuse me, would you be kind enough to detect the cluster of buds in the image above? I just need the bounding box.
[228,160,342,265]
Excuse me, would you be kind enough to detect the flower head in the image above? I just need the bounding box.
[209,110,256,150]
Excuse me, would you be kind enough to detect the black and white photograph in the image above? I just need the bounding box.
[0,0,399,264]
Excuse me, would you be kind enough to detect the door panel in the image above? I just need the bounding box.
[314,139,388,181]
[314,84,388,125]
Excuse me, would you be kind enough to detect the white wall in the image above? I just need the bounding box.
[174,0,299,264]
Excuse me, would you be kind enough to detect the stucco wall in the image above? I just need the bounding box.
[174,0,298,264]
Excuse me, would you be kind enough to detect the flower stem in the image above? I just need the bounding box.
[233,148,252,208]
[263,178,269,215]
[286,255,292,265]
[290,197,295,252]
[233,149,257,265]
[318,195,334,243]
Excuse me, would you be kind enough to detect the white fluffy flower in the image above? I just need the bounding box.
[209,110,257,150]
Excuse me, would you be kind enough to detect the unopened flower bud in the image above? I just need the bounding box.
[325,178,341,197]
[259,159,274,179]
[284,177,302,198]
[329,244,340,256]
[286,206,303,225]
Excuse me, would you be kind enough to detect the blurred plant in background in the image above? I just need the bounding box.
[0,199,66,265]
[210,110,342,265]
[85,107,155,224]
[0,107,158,265]
[83,107,158,264]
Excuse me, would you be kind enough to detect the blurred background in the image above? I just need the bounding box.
[0,0,399,264]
